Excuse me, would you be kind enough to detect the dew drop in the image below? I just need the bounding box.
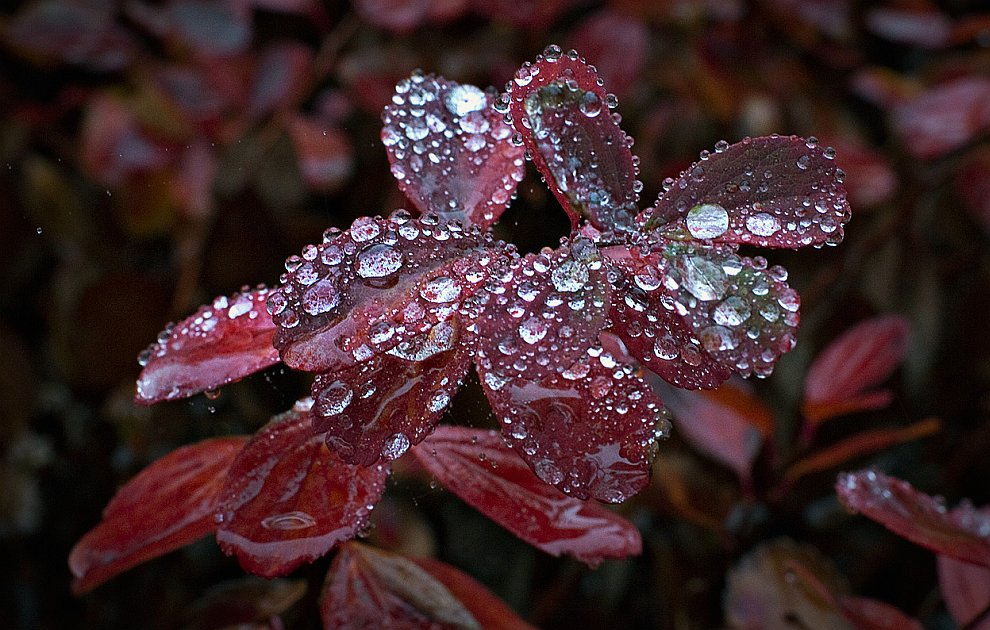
[686,203,729,239]
[444,84,487,116]
[382,433,410,460]
[746,212,781,237]
[316,381,353,417]
[420,276,462,303]
[356,243,403,279]
[261,511,317,530]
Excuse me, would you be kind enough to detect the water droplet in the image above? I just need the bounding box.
[356,244,403,279]
[261,511,317,530]
[746,212,781,237]
[302,280,340,315]
[578,91,601,117]
[444,84,487,116]
[518,316,549,344]
[680,256,728,301]
[551,260,589,293]
[382,433,410,460]
[316,381,352,416]
[420,276,461,303]
[543,44,562,61]
[713,296,751,326]
[686,203,729,239]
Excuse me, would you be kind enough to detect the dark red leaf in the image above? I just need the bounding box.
[288,115,354,192]
[382,72,525,230]
[128,0,252,57]
[185,577,307,630]
[783,419,940,488]
[938,552,990,630]
[892,77,990,159]
[478,355,667,503]
[412,557,536,630]
[135,286,280,404]
[152,63,232,128]
[311,326,473,465]
[69,436,248,594]
[766,0,852,39]
[567,9,649,99]
[656,381,768,486]
[248,42,313,119]
[80,93,171,186]
[270,212,511,373]
[604,248,731,389]
[5,0,137,71]
[216,402,389,577]
[642,135,851,249]
[474,236,610,383]
[836,470,990,568]
[320,542,480,629]
[865,7,953,49]
[412,427,642,565]
[470,0,572,29]
[956,149,990,235]
[837,596,924,630]
[803,315,910,426]
[503,45,640,232]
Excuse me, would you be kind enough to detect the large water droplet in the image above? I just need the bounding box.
[420,276,462,303]
[382,433,410,460]
[316,381,353,416]
[444,84,487,116]
[356,244,403,279]
[746,212,781,237]
[518,316,549,345]
[686,203,729,239]
[261,511,317,530]
[302,280,340,315]
[551,260,589,293]
[713,296,751,326]
[680,256,728,301]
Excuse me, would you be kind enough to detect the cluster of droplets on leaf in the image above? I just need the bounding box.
[381,71,524,228]
[267,210,512,368]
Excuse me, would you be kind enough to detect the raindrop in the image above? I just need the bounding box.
[686,203,729,239]
[746,212,781,237]
[261,511,317,530]
[444,84,487,116]
[578,91,602,117]
[420,276,461,303]
[680,256,728,301]
[382,433,410,460]
[551,260,589,293]
[356,244,403,279]
[316,381,353,416]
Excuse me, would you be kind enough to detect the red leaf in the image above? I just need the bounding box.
[604,248,731,390]
[474,236,610,383]
[320,542,481,629]
[288,115,354,192]
[135,286,280,404]
[413,427,642,565]
[503,45,640,232]
[836,470,990,568]
[837,596,924,630]
[270,212,510,373]
[938,552,990,630]
[69,436,248,594]
[567,9,649,99]
[248,42,313,119]
[5,0,137,71]
[311,327,473,465]
[657,381,768,486]
[478,355,667,503]
[802,315,910,426]
[892,77,990,159]
[412,557,536,630]
[782,419,940,488]
[642,135,851,249]
[216,402,389,577]
[382,73,524,230]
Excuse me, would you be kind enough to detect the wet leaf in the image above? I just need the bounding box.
[783,419,940,487]
[413,427,642,565]
[892,77,990,159]
[724,538,853,630]
[836,470,990,568]
[270,212,511,373]
[657,381,769,486]
[382,72,524,230]
[478,355,668,503]
[938,553,990,630]
[643,135,851,249]
[474,236,610,383]
[320,542,480,629]
[215,402,389,577]
[311,327,472,466]
[135,286,280,404]
[604,249,731,389]
[803,315,910,426]
[503,45,640,232]
[69,436,248,594]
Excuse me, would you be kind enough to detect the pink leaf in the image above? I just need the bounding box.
[288,115,354,192]
[892,77,990,159]
[320,542,481,629]
[657,381,769,486]
[604,248,731,390]
[311,326,473,465]
[412,557,537,630]
[269,212,510,373]
[567,9,649,99]
[938,551,990,630]
[478,356,667,503]
[69,436,248,593]
[642,135,851,249]
[382,72,524,230]
[836,470,990,568]
[803,315,910,426]
[413,427,642,565]
[837,596,924,630]
[135,286,280,404]
[474,236,610,383]
[216,402,389,577]
[503,45,640,232]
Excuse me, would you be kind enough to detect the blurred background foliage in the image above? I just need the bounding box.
[2,0,990,627]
